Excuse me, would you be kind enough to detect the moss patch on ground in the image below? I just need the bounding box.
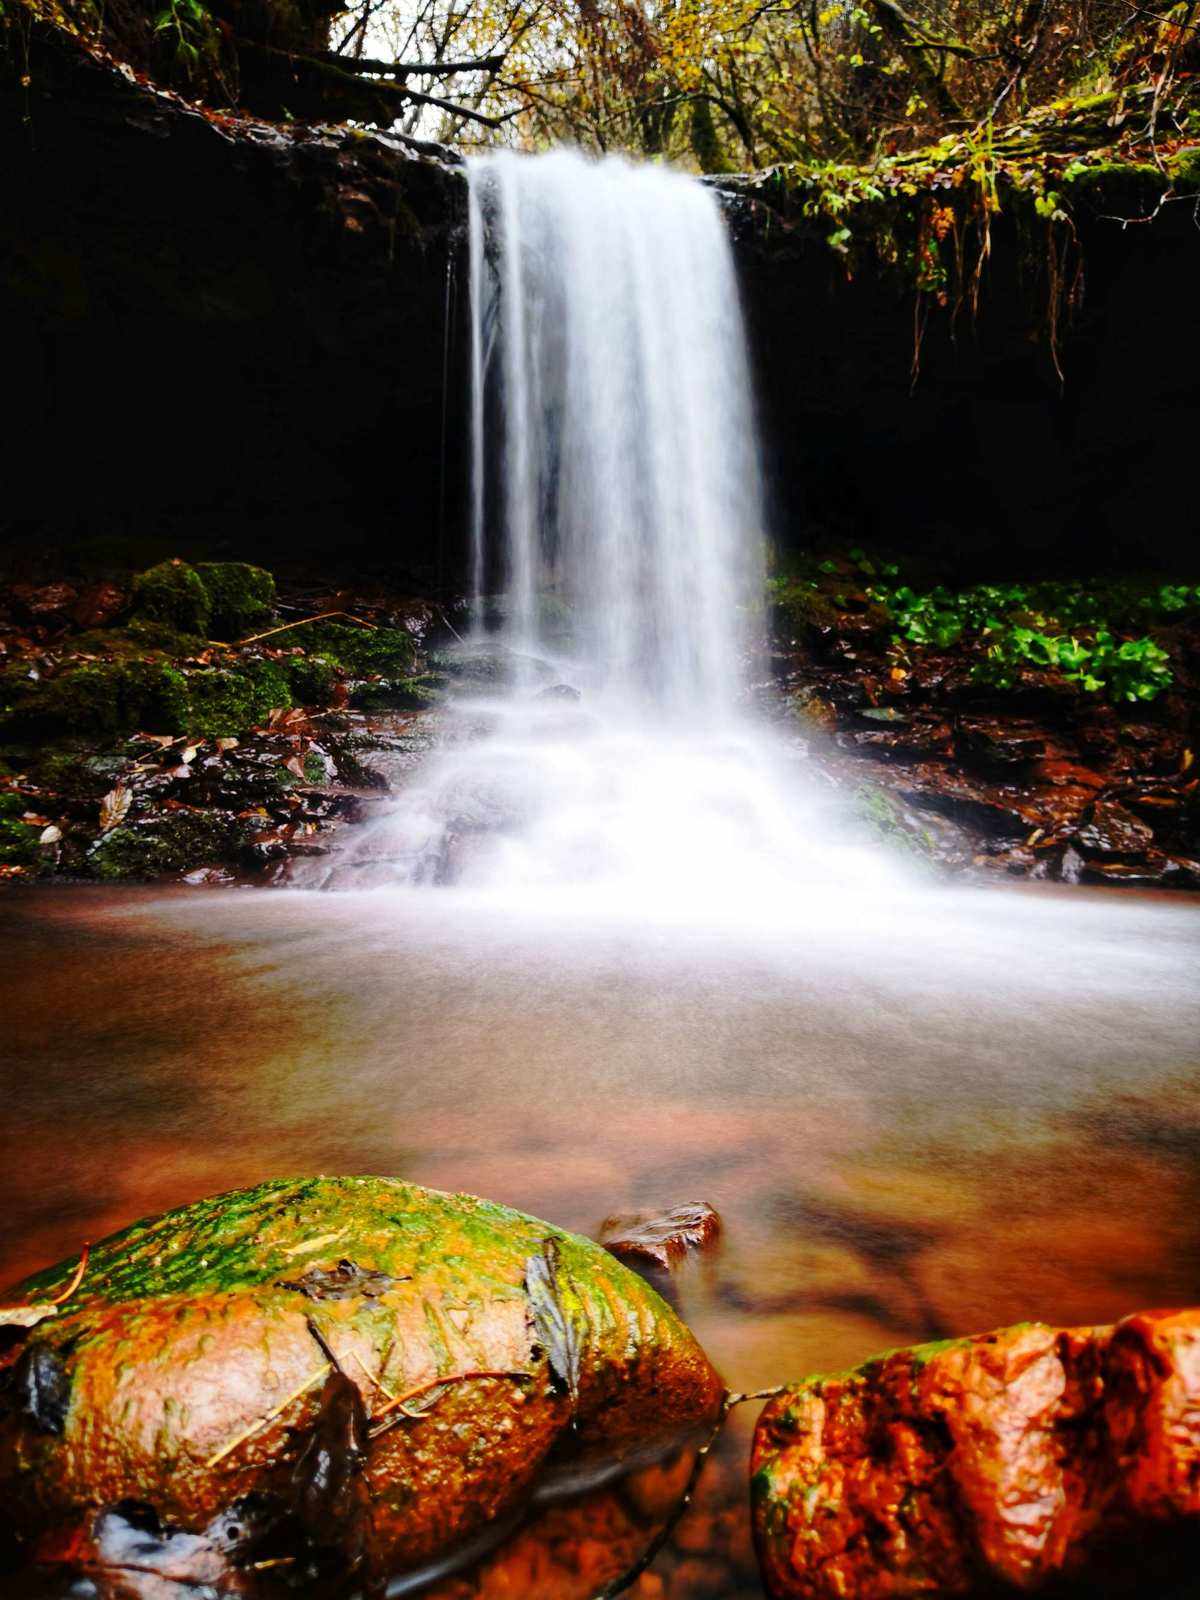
[0,558,439,881]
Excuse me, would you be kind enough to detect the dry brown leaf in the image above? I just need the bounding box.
[99,783,131,833]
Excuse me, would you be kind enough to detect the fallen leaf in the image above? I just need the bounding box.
[216,737,239,751]
[0,1302,59,1330]
[38,825,62,845]
[99,783,131,833]
[524,1238,583,1409]
[276,1259,407,1303]
[181,745,200,764]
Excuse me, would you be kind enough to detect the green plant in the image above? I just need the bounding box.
[153,0,217,76]
[863,572,1191,703]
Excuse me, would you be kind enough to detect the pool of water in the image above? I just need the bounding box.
[2,879,1198,1596]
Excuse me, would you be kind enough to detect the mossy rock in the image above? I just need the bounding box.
[132,561,212,636]
[1168,144,1200,191]
[349,674,442,711]
[0,1176,723,1586]
[1063,159,1167,213]
[285,620,416,678]
[85,811,246,880]
[286,652,340,706]
[752,1312,1200,1599]
[853,782,936,862]
[184,659,292,737]
[0,816,42,868]
[0,660,190,739]
[196,562,276,640]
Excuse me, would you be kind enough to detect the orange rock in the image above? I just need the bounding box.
[752,1309,1200,1598]
[0,1176,723,1594]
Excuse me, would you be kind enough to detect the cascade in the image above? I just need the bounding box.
[317,150,887,907]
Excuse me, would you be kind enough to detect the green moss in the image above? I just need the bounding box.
[284,621,416,677]
[770,580,845,634]
[1062,159,1167,211]
[0,817,41,867]
[349,675,441,710]
[287,653,340,705]
[131,560,212,635]
[0,660,190,738]
[86,811,243,881]
[853,783,936,862]
[184,659,291,736]
[195,562,276,640]
[0,790,27,818]
[14,1175,676,1320]
[1167,145,1200,190]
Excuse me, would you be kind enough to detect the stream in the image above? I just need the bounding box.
[2,878,1198,1594]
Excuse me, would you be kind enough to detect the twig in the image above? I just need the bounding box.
[369,1368,531,1438]
[723,1384,787,1407]
[238,611,378,646]
[204,1362,331,1468]
[592,1385,785,1598]
[349,1347,400,1402]
[593,1411,727,1598]
[48,1243,91,1305]
[305,1315,343,1372]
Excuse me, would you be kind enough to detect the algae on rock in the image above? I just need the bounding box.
[0,1176,724,1589]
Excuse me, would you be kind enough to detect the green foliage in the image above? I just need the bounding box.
[976,626,1173,701]
[132,561,212,636]
[865,574,1196,702]
[195,563,276,640]
[153,0,219,76]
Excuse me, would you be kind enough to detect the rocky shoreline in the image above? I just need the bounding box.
[2,550,1197,888]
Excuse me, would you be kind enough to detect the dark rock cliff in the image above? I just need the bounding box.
[3,28,468,583]
[3,21,1198,584]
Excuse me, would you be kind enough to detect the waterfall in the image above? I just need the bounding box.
[467,150,763,720]
[315,150,892,908]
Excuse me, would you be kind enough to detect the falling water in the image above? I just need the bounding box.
[316,150,890,906]
[467,150,763,719]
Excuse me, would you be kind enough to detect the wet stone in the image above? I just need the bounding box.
[1074,797,1156,857]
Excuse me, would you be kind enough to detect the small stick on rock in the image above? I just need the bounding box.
[238,611,379,647]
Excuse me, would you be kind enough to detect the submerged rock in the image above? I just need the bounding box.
[0,1176,723,1594]
[752,1309,1200,1599]
[600,1203,722,1273]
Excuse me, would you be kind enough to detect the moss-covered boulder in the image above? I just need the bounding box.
[185,659,292,737]
[85,810,247,880]
[196,563,276,640]
[285,620,416,678]
[0,1176,723,1590]
[131,561,213,636]
[0,659,191,738]
[752,1310,1200,1599]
